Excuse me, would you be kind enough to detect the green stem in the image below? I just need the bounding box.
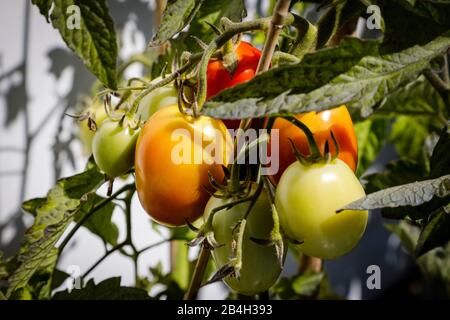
[117,54,153,78]
[57,183,134,256]
[128,53,201,116]
[234,218,247,274]
[81,242,127,280]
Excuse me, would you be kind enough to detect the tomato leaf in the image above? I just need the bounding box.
[364,160,427,195]
[52,277,150,300]
[376,77,445,116]
[203,33,450,119]
[274,271,324,299]
[150,0,206,47]
[211,38,379,102]
[74,194,118,246]
[384,222,419,255]
[21,197,47,217]
[389,115,442,164]
[31,0,118,89]
[380,0,450,53]
[338,175,450,213]
[292,271,324,296]
[354,116,390,177]
[6,167,104,298]
[430,124,450,179]
[415,203,450,257]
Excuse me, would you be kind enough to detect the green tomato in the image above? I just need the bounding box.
[137,76,178,121]
[78,101,108,155]
[204,186,285,296]
[275,159,368,259]
[92,120,140,178]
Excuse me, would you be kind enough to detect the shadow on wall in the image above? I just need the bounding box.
[0,0,154,256]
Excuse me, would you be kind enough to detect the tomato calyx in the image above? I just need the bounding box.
[282,115,340,166]
[221,39,240,76]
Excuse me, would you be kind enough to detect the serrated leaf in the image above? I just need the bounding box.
[389,115,442,163]
[21,197,46,217]
[415,203,450,257]
[31,0,118,89]
[376,77,444,116]
[203,33,450,119]
[430,124,450,178]
[354,116,390,177]
[74,194,118,245]
[365,160,427,194]
[6,167,104,297]
[211,38,379,102]
[151,0,205,46]
[28,248,59,300]
[292,271,324,296]
[52,277,150,300]
[339,175,450,212]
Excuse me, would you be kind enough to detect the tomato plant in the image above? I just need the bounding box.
[275,159,368,259]
[270,105,358,184]
[204,187,285,296]
[92,119,140,178]
[134,104,232,227]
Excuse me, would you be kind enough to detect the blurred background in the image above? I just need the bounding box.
[0,0,419,299]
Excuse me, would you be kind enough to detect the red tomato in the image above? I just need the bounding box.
[206,41,261,130]
[270,105,358,184]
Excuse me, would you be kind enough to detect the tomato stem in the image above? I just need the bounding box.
[282,115,322,160]
[237,0,292,135]
[184,244,211,300]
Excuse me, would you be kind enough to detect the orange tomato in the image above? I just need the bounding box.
[270,105,358,184]
[135,105,232,227]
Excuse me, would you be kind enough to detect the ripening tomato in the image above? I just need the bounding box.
[270,105,358,184]
[135,105,233,227]
[136,76,179,121]
[92,119,140,178]
[205,186,285,296]
[275,159,368,259]
[206,41,261,130]
[78,101,108,155]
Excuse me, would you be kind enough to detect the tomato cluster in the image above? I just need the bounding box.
[84,40,368,296]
